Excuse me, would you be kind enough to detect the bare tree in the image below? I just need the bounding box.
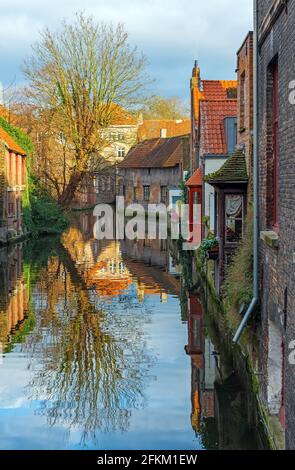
[23,13,149,207]
[141,95,189,120]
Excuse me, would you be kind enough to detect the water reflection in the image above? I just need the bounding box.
[0,212,265,449]
[185,294,264,449]
[0,244,30,353]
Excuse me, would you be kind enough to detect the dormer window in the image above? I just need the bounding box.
[226,87,237,99]
[118,147,125,159]
[224,117,237,155]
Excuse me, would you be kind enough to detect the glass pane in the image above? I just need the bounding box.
[225,195,243,243]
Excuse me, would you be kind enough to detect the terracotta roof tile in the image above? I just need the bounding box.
[185,167,202,187]
[119,136,185,169]
[0,127,26,155]
[192,79,237,124]
[200,100,237,156]
[202,80,237,100]
[138,119,190,141]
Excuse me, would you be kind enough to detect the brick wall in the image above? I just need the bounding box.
[258,0,295,449]
[121,166,180,207]
[0,143,7,242]
[237,33,254,185]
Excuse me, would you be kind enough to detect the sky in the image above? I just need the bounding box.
[0,0,253,102]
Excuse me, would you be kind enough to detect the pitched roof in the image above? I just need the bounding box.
[138,119,190,141]
[185,167,202,187]
[202,80,237,100]
[199,99,237,156]
[192,79,237,124]
[118,136,185,169]
[205,149,248,185]
[0,127,26,155]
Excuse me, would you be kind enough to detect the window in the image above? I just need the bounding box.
[9,152,13,185]
[133,186,138,202]
[58,132,66,145]
[118,147,125,159]
[240,72,246,130]
[266,58,279,230]
[193,191,201,205]
[160,186,168,204]
[21,157,26,185]
[226,87,237,99]
[225,194,243,243]
[8,200,15,217]
[143,185,150,201]
[224,117,237,154]
[161,239,168,252]
[273,61,279,229]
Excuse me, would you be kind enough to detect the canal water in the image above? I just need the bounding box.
[0,212,265,450]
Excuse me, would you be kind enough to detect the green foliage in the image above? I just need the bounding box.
[200,237,218,253]
[0,117,34,156]
[0,117,68,235]
[27,176,69,236]
[223,207,253,309]
[0,117,34,230]
[179,173,190,204]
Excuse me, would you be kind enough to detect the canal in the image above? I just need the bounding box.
[0,212,266,450]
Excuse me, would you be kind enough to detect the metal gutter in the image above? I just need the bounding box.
[233,0,259,344]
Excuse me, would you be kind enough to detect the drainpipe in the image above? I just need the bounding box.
[233,0,259,344]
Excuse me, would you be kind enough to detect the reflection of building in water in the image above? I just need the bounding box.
[121,238,180,302]
[185,295,216,433]
[62,212,180,301]
[87,241,133,298]
[0,244,28,351]
[185,294,263,450]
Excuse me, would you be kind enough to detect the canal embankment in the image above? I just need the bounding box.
[189,250,285,450]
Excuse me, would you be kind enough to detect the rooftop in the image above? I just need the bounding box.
[205,149,248,185]
[200,99,237,156]
[118,135,188,169]
[185,167,202,187]
[0,126,26,155]
[138,119,190,141]
[191,76,237,124]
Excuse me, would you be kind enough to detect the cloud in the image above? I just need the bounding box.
[0,0,253,99]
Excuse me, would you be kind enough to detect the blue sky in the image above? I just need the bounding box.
[0,0,253,101]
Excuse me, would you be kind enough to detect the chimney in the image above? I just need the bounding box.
[191,60,201,89]
[160,128,167,138]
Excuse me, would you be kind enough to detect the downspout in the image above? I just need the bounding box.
[233,0,259,344]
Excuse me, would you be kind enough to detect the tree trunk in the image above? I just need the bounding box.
[58,171,83,208]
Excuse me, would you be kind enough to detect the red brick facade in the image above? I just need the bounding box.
[0,128,27,243]
[257,0,295,449]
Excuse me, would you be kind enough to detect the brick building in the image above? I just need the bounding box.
[0,244,28,351]
[0,126,27,243]
[186,63,237,243]
[190,62,237,173]
[205,32,253,290]
[118,135,190,209]
[257,0,295,449]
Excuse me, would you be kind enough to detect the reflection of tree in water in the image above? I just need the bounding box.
[24,242,155,445]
